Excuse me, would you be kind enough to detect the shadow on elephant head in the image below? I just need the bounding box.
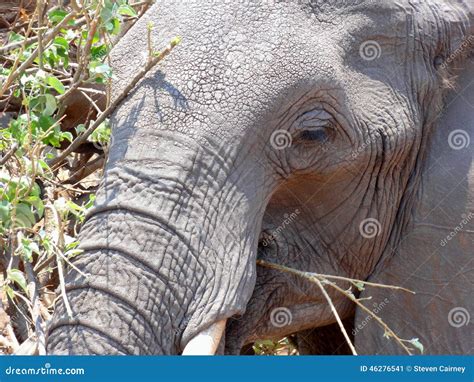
[47,0,473,355]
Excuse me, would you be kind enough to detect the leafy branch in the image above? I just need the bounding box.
[0,0,177,355]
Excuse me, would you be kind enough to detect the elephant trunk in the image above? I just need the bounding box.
[47,131,263,354]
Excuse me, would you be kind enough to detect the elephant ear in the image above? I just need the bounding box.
[354,58,473,353]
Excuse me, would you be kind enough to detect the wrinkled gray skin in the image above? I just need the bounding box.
[47,0,473,355]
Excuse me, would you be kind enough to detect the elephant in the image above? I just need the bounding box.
[47,0,473,355]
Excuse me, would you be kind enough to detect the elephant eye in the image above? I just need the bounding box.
[295,109,333,143]
[298,128,328,142]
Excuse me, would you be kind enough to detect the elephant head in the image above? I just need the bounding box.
[47,0,473,355]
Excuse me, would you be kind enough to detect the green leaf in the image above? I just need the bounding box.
[7,269,28,294]
[75,124,86,134]
[91,45,108,60]
[43,94,57,116]
[0,201,10,226]
[19,237,39,262]
[170,36,182,47]
[26,195,44,219]
[48,9,68,24]
[118,4,137,17]
[5,285,15,301]
[353,281,365,291]
[53,36,69,50]
[14,203,36,228]
[60,131,73,143]
[408,338,424,354]
[39,115,56,131]
[8,31,24,43]
[47,76,65,94]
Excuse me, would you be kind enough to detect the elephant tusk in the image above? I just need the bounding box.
[182,319,227,355]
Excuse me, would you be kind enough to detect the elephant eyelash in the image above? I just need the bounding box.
[297,127,329,143]
[293,109,335,143]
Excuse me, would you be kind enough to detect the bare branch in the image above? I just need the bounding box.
[257,259,416,355]
[313,277,357,355]
[50,38,180,168]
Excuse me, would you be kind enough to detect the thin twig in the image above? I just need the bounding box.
[80,90,102,114]
[77,86,106,95]
[313,277,357,355]
[0,17,87,55]
[256,260,415,294]
[24,261,46,355]
[57,251,73,318]
[0,11,77,98]
[36,0,45,71]
[43,203,73,318]
[327,281,413,355]
[0,142,19,166]
[50,38,180,168]
[0,5,36,98]
[257,259,415,355]
[64,155,105,184]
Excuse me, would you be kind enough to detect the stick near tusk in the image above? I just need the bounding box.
[182,319,227,355]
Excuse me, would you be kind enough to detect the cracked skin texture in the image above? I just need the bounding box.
[47,0,473,354]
